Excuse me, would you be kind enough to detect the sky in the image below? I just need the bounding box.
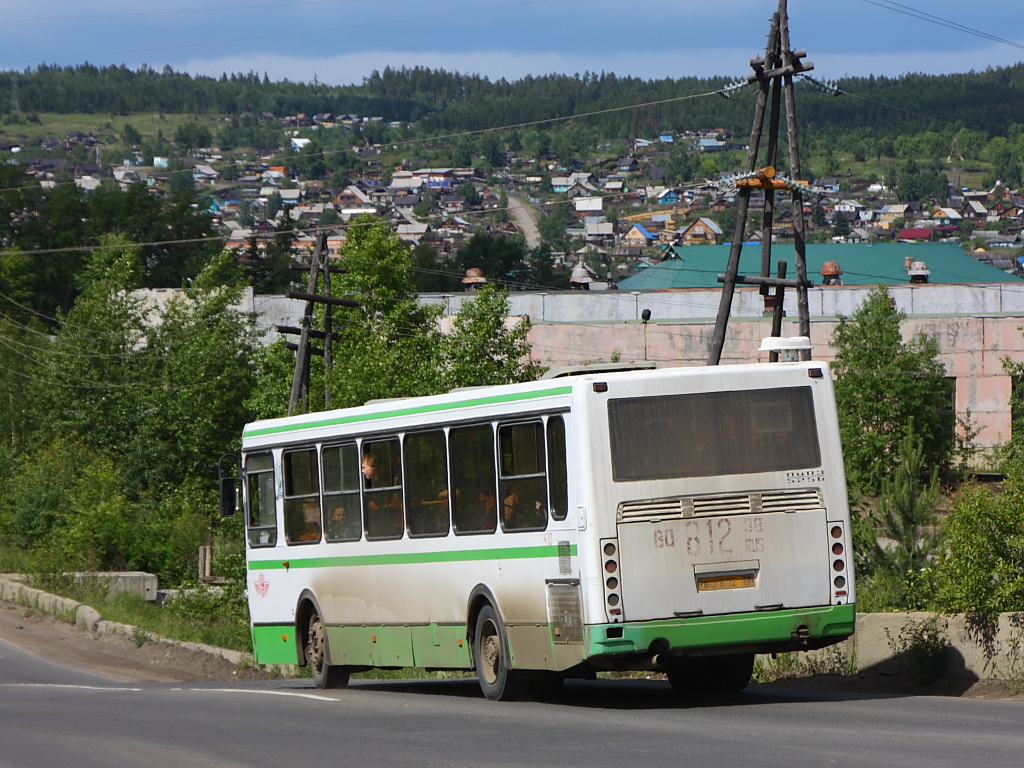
[0,0,1022,87]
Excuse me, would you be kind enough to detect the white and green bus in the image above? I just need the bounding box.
[235,355,855,700]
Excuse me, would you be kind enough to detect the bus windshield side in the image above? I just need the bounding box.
[608,386,821,481]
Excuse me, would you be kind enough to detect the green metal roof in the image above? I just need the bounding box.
[616,242,1021,290]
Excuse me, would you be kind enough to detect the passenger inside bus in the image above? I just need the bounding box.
[362,449,403,538]
[289,498,322,542]
[297,520,321,541]
[327,504,360,540]
[502,480,546,530]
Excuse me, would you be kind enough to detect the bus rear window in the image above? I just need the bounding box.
[608,386,821,481]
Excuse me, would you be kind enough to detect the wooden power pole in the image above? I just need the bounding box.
[280,232,359,416]
[707,0,815,365]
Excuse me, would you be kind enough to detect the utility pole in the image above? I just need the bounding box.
[280,232,358,416]
[9,77,21,119]
[707,0,815,364]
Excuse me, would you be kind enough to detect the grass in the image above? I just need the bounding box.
[29,574,253,652]
[0,545,35,574]
[0,112,225,150]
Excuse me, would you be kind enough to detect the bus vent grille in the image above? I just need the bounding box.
[547,584,583,644]
[618,488,823,523]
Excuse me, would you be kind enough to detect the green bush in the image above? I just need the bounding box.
[937,469,1024,616]
[885,616,948,683]
[0,438,211,585]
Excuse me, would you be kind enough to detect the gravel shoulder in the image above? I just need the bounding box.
[0,601,284,683]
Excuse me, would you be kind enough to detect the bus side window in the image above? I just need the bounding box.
[498,421,548,532]
[450,424,497,535]
[323,443,361,542]
[362,438,403,540]
[404,430,450,538]
[547,416,569,521]
[284,448,321,544]
[244,453,277,547]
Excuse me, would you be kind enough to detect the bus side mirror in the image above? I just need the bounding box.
[220,477,237,517]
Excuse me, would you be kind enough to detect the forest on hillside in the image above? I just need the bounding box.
[4,63,1024,139]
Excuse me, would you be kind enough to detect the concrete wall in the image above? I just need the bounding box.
[139,282,1024,453]
[525,310,1024,452]
[804,611,1024,682]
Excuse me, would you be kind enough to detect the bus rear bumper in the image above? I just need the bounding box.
[586,604,856,663]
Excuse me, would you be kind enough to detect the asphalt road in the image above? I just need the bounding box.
[2,634,1022,768]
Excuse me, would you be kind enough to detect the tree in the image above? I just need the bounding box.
[439,283,539,389]
[937,463,1024,615]
[253,220,541,418]
[858,432,941,610]
[456,179,481,207]
[174,120,212,150]
[121,252,260,493]
[29,236,149,459]
[409,242,461,293]
[456,231,529,285]
[122,123,142,147]
[322,218,446,409]
[537,204,574,252]
[832,212,851,239]
[830,285,954,493]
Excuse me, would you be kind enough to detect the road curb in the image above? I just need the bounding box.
[0,575,257,672]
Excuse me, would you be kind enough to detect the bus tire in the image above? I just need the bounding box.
[666,653,753,696]
[474,605,521,701]
[306,609,350,689]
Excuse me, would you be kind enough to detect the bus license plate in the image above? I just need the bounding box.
[697,573,756,591]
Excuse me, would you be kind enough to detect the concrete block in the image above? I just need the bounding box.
[71,571,159,601]
[75,605,102,633]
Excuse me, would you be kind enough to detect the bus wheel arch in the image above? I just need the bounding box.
[295,591,350,689]
[465,585,499,650]
[466,587,521,701]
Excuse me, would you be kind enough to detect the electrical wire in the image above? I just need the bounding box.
[858,0,1024,53]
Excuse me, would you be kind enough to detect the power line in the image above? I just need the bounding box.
[859,0,1024,53]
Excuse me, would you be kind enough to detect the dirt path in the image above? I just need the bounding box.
[507,193,541,248]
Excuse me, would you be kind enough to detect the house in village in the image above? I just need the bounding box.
[622,223,656,247]
[679,217,723,245]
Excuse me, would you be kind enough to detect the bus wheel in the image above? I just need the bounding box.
[474,605,521,701]
[666,653,753,696]
[306,609,350,690]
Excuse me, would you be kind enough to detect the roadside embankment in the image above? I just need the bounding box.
[2,574,1020,685]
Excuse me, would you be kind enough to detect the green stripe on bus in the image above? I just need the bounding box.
[244,386,574,438]
[251,624,299,665]
[587,604,856,657]
[248,543,577,570]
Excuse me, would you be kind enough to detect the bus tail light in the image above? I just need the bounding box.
[827,521,851,605]
[600,538,624,622]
